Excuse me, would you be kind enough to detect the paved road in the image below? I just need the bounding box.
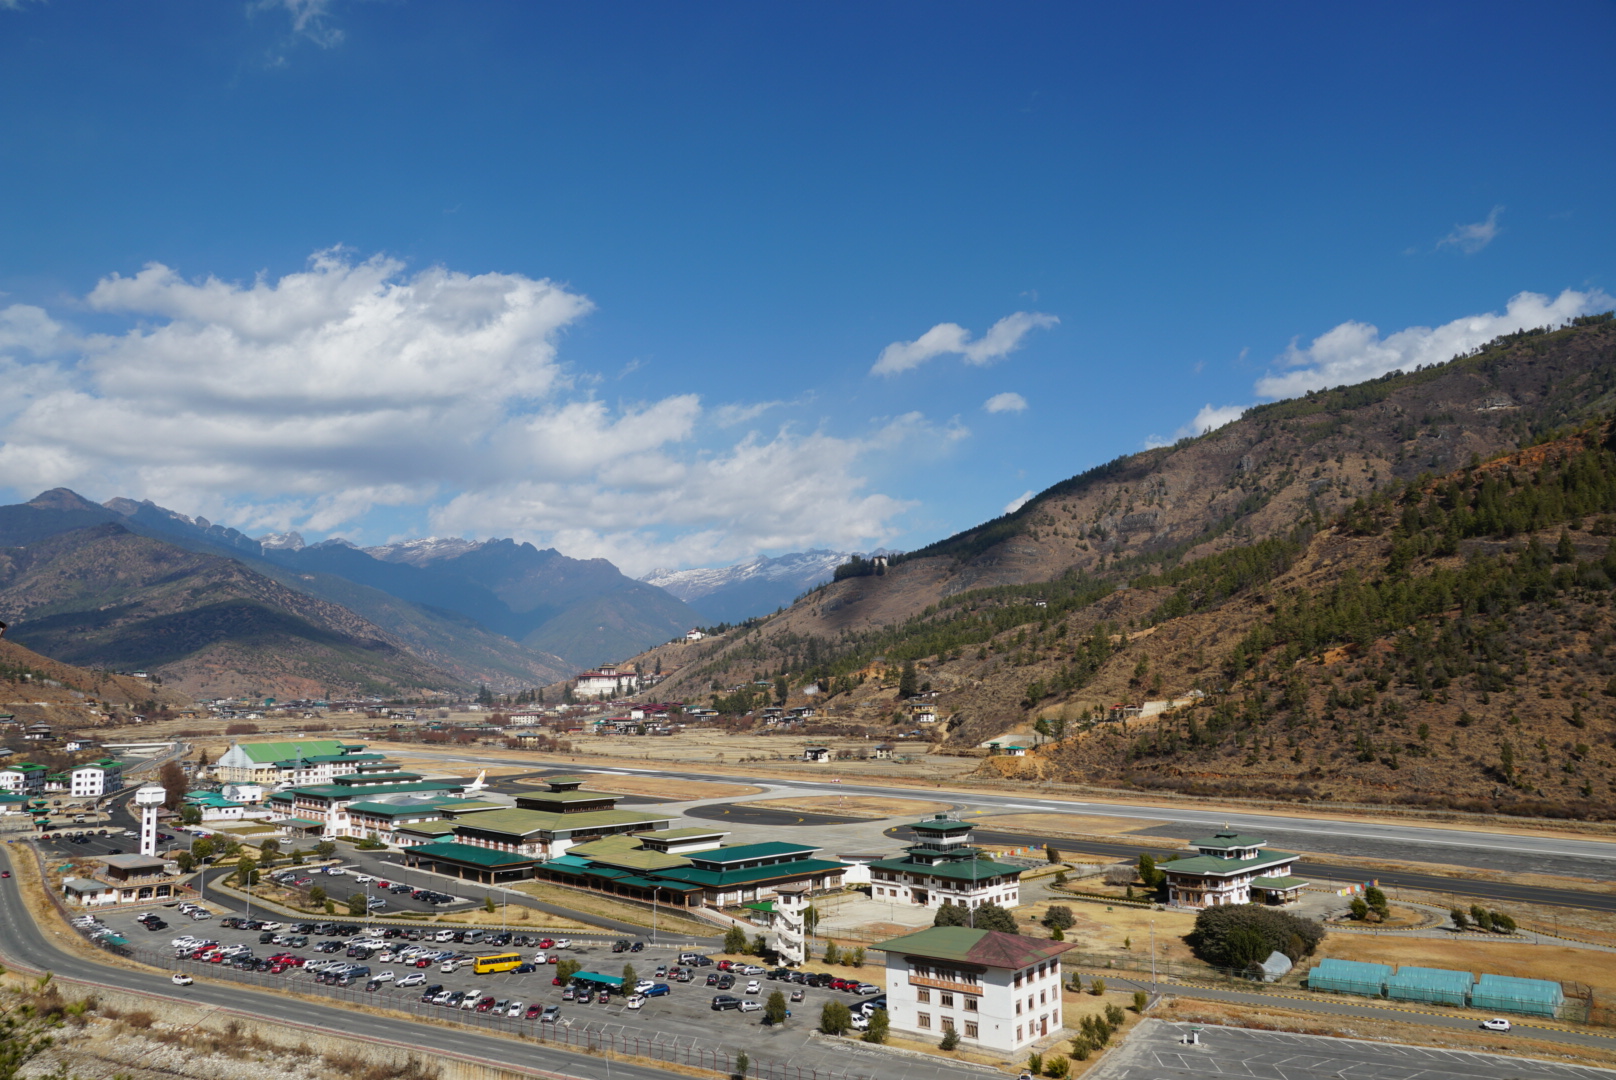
[687,802,867,828]
[1090,1019,1616,1080]
[888,825,1616,913]
[408,754,1616,882]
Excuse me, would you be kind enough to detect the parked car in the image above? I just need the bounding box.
[645,983,671,997]
[745,980,761,995]
[539,1005,559,1023]
[506,1000,524,1017]
[739,1000,763,1013]
[710,995,741,1011]
[626,994,647,1010]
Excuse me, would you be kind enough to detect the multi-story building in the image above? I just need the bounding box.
[573,665,641,700]
[868,815,1023,911]
[1160,829,1307,908]
[873,926,1073,1054]
[213,739,386,785]
[69,760,124,798]
[266,772,467,838]
[0,763,47,795]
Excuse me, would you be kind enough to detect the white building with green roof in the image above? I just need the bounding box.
[70,759,123,798]
[0,763,47,794]
[868,814,1023,911]
[1161,828,1307,908]
[214,739,377,784]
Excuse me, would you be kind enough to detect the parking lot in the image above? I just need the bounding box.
[86,903,892,1076]
[1090,1020,1616,1080]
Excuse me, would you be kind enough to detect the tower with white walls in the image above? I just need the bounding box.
[134,783,166,858]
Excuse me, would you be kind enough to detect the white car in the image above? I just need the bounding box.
[371,970,394,982]
[745,980,761,995]
[325,867,347,876]
[1481,1018,1512,1032]
[506,1000,525,1017]
[171,974,193,986]
[460,990,484,1010]
[353,874,375,884]
[551,939,571,949]
[398,972,426,988]
[635,980,656,994]
[739,1000,762,1013]
[850,1011,869,1030]
[258,921,282,931]
[626,994,647,1010]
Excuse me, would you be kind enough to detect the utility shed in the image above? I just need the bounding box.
[1307,959,1390,998]
[1254,951,1293,982]
[1385,965,1471,1006]
[1470,974,1564,1017]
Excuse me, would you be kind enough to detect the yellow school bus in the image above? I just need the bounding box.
[473,952,524,975]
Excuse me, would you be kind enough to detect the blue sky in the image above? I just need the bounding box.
[1,1,1612,575]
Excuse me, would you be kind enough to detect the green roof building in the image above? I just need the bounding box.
[1162,827,1307,908]
[868,815,1024,912]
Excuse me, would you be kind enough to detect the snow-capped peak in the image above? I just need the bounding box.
[258,531,307,551]
[641,550,849,602]
[363,536,486,567]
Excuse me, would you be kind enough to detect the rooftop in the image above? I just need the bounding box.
[689,841,817,865]
[1191,829,1269,850]
[230,739,352,764]
[1162,850,1298,876]
[873,926,1076,969]
[407,841,536,868]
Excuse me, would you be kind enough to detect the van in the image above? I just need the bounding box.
[434,930,456,943]
[462,930,485,945]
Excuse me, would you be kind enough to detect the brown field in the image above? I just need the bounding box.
[565,773,763,800]
[1018,896,1203,967]
[978,812,1180,840]
[744,795,950,818]
[1155,998,1616,1071]
[1322,934,1616,998]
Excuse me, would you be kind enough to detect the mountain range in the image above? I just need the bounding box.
[641,549,851,624]
[0,493,710,697]
[623,313,1616,818]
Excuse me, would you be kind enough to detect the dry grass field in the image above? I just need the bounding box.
[561,772,762,800]
[743,795,950,818]
[977,812,1181,840]
[1016,897,1202,967]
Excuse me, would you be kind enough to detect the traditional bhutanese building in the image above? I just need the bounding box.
[1160,828,1308,908]
[868,814,1023,911]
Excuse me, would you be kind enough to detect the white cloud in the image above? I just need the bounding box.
[255,0,345,48]
[983,392,1028,414]
[1255,288,1611,399]
[1437,205,1503,254]
[0,249,933,573]
[1003,490,1035,515]
[1144,402,1249,449]
[871,311,1058,376]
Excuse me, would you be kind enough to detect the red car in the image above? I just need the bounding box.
[716,960,734,971]
[548,955,559,965]
[552,975,564,986]
[538,938,555,949]
[475,996,496,1012]
[415,959,431,968]
[524,1003,544,1020]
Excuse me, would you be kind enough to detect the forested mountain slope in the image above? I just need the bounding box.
[629,316,1616,817]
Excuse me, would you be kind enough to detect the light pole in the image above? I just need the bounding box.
[1150,917,1156,996]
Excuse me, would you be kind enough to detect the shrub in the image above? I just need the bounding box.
[1132,990,1148,1013]
[1042,905,1075,931]
[1450,908,1470,930]
[1105,1003,1126,1027]
[1185,904,1324,967]
[1089,977,1106,995]
[1069,1038,1092,1061]
[940,1029,960,1051]
[819,1001,852,1035]
[1492,911,1517,933]
[764,990,788,1026]
[862,1008,888,1043]
[822,941,841,964]
[1026,1052,1043,1076]
[1044,1055,1069,1078]
[850,945,865,968]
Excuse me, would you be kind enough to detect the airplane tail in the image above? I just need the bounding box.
[467,769,487,792]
